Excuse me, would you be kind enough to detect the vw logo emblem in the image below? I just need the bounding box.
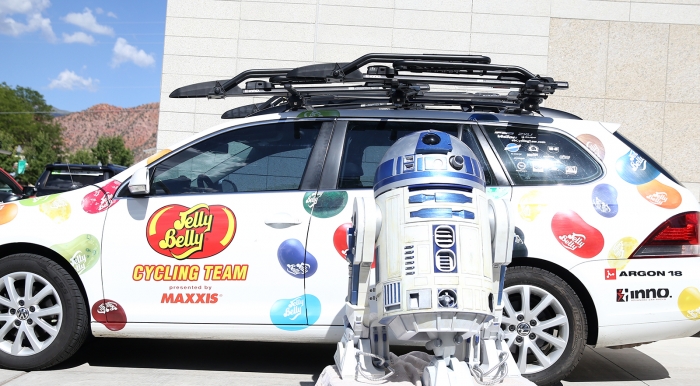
[516,322,531,336]
[16,307,29,321]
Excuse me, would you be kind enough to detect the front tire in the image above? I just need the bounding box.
[0,254,89,370]
[501,266,587,386]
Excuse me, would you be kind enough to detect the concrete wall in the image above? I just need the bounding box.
[158,0,700,195]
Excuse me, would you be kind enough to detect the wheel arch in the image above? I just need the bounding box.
[509,257,599,346]
[0,243,89,313]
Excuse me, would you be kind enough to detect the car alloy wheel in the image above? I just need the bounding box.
[501,284,569,375]
[0,272,63,356]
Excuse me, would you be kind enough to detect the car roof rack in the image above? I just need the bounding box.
[169,53,568,118]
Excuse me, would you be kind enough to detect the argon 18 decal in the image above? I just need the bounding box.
[146,204,236,260]
[551,210,604,258]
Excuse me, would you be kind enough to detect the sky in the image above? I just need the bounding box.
[0,0,166,112]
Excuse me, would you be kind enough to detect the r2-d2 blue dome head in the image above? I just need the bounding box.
[373,131,486,197]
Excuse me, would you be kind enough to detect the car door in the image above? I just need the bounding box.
[100,120,332,327]
[304,119,508,327]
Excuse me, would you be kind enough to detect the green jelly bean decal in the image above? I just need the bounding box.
[303,191,348,218]
[19,194,59,207]
[52,234,101,275]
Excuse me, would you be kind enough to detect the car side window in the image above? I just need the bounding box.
[150,121,322,196]
[337,121,493,189]
[484,125,602,185]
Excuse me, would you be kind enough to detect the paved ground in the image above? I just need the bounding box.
[0,333,696,386]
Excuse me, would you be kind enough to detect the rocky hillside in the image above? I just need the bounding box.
[56,102,159,162]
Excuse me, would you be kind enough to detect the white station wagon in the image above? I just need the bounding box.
[0,54,697,386]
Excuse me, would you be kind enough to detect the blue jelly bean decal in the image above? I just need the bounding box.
[591,184,619,218]
[277,239,318,278]
[615,150,660,185]
[270,294,322,331]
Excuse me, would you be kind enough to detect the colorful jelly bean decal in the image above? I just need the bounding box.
[591,184,618,218]
[518,190,547,222]
[615,150,660,185]
[0,203,18,225]
[551,210,604,258]
[39,196,71,223]
[82,180,121,214]
[91,299,127,331]
[303,191,348,218]
[51,234,101,275]
[607,236,638,270]
[513,227,528,258]
[333,223,352,259]
[577,134,605,160]
[278,239,318,278]
[19,194,57,207]
[636,179,682,209]
[678,287,700,320]
[269,294,322,331]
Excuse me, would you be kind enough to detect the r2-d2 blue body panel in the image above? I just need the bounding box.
[372,131,495,342]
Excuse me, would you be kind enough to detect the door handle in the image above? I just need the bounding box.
[265,213,302,229]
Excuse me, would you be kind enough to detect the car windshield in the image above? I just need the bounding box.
[44,170,104,190]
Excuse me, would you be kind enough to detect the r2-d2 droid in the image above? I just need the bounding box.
[334,131,525,386]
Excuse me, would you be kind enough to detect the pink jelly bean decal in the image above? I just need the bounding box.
[82,180,121,214]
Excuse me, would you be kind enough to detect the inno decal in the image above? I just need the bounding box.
[146,204,236,260]
[616,288,671,302]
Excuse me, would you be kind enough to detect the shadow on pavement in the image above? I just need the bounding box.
[561,346,669,384]
[52,337,419,380]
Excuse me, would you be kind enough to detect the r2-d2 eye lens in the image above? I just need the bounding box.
[422,133,441,145]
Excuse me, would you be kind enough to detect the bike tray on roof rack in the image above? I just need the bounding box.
[169,53,568,117]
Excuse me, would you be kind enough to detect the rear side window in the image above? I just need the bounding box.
[484,125,602,185]
[338,121,493,189]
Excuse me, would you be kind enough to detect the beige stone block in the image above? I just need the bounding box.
[316,24,393,46]
[666,25,700,104]
[681,182,700,201]
[164,36,237,58]
[236,58,313,72]
[471,14,550,36]
[393,29,469,51]
[543,96,606,121]
[245,0,317,4]
[472,0,551,16]
[471,33,548,56]
[319,5,394,28]
[240,2,316,23]
[165,17,239,39]
[551,0,630,21]
[606,22,669,102]
[157,129,196,150]
[238,40,314,61]
[630,3,700,24]
[394,0,470,12]
[159,92,196,114]
[484,53,548,74]
[160,74,219,96]
[390,47,468,55]
[315,43,391,63]
[604,99,665,161]
[195,114,227,132]
[662,103,700,182]
[393,9,471,32]
[162,55,237,77]
[548,18,608,98]
[633,0,700,4]
[239,21,315,42]
[320,0,394,8]
[158,112,195,133]
[167,0,240,19]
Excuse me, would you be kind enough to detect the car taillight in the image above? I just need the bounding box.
[632,211,700,258]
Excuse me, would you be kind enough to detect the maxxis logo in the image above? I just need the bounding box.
[146,204,236,260]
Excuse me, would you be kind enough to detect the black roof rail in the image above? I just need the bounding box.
[169,53,568,116]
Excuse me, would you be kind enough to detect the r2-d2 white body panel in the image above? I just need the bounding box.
[373,131,494,342]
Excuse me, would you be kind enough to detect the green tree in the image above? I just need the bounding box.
[92,136,133,167]
[69,148,97,164]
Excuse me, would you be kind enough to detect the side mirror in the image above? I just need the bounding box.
[128,167,151,196]
[22,186,36,197]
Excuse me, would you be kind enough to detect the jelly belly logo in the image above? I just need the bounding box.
[146,204,236,260]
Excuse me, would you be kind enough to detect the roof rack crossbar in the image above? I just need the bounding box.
[334,53,491,78]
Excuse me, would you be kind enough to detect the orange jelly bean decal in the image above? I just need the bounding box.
[636,179,682,209]
[0,203,18,225]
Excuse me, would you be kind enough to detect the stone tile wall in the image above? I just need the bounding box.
[159,0,700,197]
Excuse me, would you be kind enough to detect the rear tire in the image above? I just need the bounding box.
[0,254,88,370]
[502,266,587,386]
